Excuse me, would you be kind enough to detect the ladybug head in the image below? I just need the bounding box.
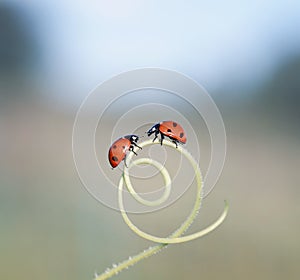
[147,124,159,136]
[129,135,139,143]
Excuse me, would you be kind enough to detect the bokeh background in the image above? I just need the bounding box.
[1,1,300,279]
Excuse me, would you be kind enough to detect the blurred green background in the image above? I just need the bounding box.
[1,1,299,280]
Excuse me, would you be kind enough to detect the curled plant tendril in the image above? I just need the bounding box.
[95,139,228,280]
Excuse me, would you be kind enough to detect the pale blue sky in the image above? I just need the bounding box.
[9,0,300,104]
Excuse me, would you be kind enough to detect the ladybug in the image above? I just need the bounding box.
[147,121,186,148]
[108,135,141,168]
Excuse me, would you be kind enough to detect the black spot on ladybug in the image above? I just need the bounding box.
[112,156,118,162]
[167,129,172,132]
[180,132,184,138]
[113,145,117,149]
[122,146,125,149]
[173,122,177,127]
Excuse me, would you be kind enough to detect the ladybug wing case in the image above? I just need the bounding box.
[159,121,187,143]
[108,138,130,168]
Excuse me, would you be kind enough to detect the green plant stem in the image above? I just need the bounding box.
[95,140,228,280]
[123,157,172,206]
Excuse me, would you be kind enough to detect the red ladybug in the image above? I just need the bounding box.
[147,121,186,148]
[108,135,141,168]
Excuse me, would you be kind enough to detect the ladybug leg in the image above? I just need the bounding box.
[129,145,138,156]
[132,142,142,150]
[152,130,159,142]
[171,139,178,148]
[160,133,165,145]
